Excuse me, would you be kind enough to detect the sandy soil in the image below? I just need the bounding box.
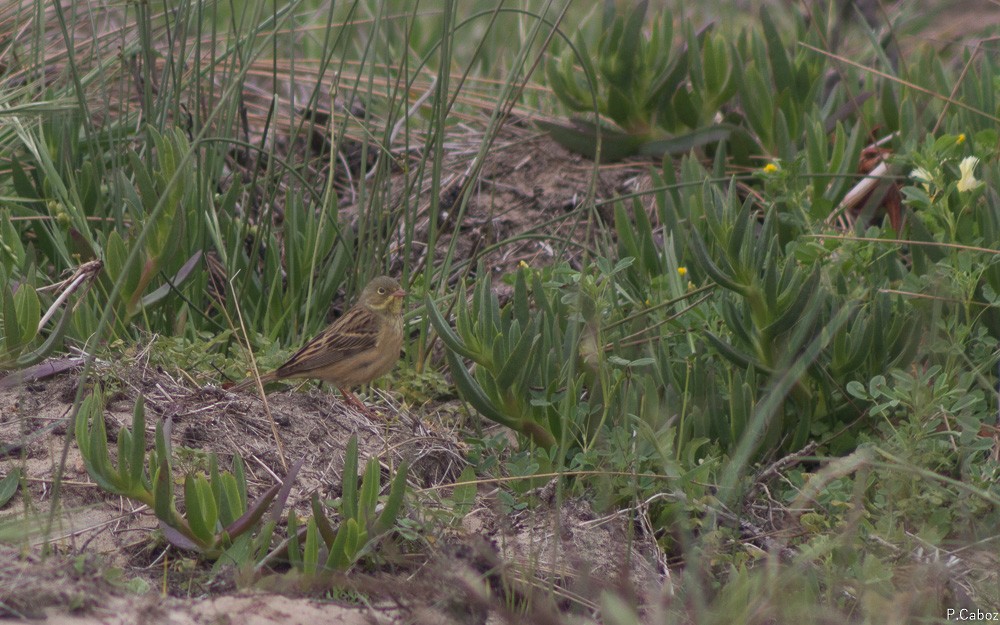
[0,286,661,624]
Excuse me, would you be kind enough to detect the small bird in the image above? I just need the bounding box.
[234,276,406,415]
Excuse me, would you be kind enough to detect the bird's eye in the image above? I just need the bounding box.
[378,287,386,294]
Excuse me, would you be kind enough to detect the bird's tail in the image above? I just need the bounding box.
[231,370,279,392]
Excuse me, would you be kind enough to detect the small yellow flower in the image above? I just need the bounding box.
[957,133,966,145]
[677,266,688,277]
[518,260,529,269]
[645,298,651,306]
[957,156,984,192]
[763,163,779,174]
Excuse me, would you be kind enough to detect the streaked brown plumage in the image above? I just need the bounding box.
[234,276,406,414]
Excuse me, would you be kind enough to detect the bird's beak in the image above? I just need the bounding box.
[393,288,406,299]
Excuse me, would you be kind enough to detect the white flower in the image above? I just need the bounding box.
[910,167,933,184]
[957,156,984,192]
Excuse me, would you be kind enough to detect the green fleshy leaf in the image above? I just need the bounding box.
[375,461,409,535]
[0,469,21,507]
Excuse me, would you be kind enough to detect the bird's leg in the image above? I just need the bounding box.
[339,387,380,420]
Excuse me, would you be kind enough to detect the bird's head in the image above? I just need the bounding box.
[360,275,406,315]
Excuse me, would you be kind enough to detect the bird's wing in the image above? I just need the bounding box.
[275,306,380,377]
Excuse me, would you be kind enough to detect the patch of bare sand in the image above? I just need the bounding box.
[24,594,370,625]
[1,364,664,624]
